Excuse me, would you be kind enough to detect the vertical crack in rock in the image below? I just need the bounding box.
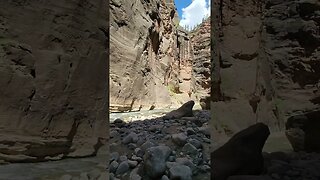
[212,0,319,135]
[211,0,223,102]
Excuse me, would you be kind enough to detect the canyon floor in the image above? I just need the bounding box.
[109,109,211,180]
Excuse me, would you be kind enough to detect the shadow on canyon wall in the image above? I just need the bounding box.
[211,0,320,179]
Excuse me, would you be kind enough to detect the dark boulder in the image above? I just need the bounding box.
[211,123,270,180]
[113,118,126,128]
[164,100,195,119]
[285,110,320,153]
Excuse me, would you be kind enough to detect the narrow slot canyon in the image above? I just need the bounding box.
[109,0,211,179]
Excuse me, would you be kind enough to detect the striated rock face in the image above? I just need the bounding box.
[0,0,108,162]
[109,0,211,112]
[212,0,320,136]
[190,18,211,109]
[110,0,185,112]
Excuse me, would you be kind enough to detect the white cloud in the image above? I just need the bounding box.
[179,0,210,30]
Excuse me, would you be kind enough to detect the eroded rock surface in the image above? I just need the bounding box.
[211,0,320,138]
[0,0,108,162]
[190,18,211,110]
[110,0,211,112]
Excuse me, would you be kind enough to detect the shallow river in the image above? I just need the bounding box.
[0,153,107,180]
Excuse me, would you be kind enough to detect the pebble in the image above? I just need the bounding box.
[168,156,175,162]
[110,152,119,162]
[144,145,172,178]
[169,165,192,180]
[122,132,139,144]
[172,133,188,146]
[130,168,142,180]
[134,148,144,157]
[131,155,143,162]
[186,128,195,135]
[141,140,157,152]
[182,143,198,156]
[116,161,130,175]
[149,125,163,132]
[128,160,138,168]
[110,161,119,173]
[188,138,202,149]
[110,130,120,138]
[176,157,196,172]
[128,143,137,150]
[161,175,170,180]
[119,155,128,162]
[166,162,179,169]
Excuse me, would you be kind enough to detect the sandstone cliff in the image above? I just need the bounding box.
[190,18,211,109]
[110,0,211,112]
[211,0,320,136]
[0,0,108,162]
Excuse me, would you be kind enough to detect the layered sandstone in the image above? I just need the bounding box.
[110,0,206,112]
[190,18,211,109]
[212,0,320,138]
[0,0,108,162]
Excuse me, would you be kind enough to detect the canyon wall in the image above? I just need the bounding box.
[110,0,195,112]
[212,0,320,136]
[191,18,211,109]
[0,0,108,162]
[110,0,212,112]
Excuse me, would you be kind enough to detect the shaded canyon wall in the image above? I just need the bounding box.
[0,0,108,162]
[110,0,211,112]
[211,0,320,136]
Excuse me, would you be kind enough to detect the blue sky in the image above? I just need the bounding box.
[174,0,192,19]
[174,0,210,30]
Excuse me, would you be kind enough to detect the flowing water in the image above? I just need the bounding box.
[0,153,107,180]
[109,105,203,123]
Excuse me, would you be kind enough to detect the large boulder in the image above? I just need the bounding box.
[285,110,320,153]
[169,165,192,180]
[211,123,270,180]
[164,100,195,119]
[143,145,172,178]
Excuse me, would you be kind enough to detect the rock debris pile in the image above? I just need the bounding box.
[109,101,211,180]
